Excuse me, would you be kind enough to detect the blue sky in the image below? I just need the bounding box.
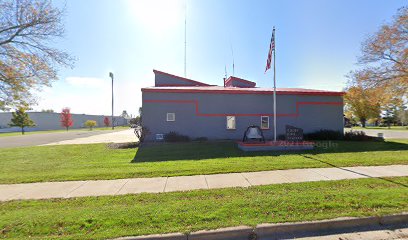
[33,0,407,116]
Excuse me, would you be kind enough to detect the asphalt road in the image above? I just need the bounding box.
[0,130,121,148]
[346,128,408,139]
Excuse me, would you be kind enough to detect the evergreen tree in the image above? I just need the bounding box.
[9,107,36,134]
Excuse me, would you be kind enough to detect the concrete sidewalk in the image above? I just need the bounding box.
[42,129,137,146]
[0,165,407,202]
[345,128,408,139]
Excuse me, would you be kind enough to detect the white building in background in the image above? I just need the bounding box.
[0,112,128,132]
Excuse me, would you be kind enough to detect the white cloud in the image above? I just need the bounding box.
[126,0,184,36]
[33,73,153,117]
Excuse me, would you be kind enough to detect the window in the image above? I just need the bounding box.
[261,116,269,129]
[226,116,236,129]
[166,113,175,122]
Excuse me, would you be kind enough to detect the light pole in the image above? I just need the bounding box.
[109,72,114,130]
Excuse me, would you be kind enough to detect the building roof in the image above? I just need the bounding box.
[153,69,212,86]
[225,76,256,88]
[146,70,344,96]
[142,86,344,96]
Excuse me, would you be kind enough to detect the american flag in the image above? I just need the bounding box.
[265,28,275,73]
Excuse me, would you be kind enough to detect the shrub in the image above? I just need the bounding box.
[84,120,97,130]
[129,116,141,126]
[164,131,190,142]
[107,142,139,149]
[277,134,286,140]
[304,129,342,140]
[194,137,208,142]
[344,130,382,141]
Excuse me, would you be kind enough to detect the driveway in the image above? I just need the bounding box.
[43,129,137,146]
[346,128,408,139]
[0,129,136,148]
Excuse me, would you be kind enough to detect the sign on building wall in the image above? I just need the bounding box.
[285,125,303,141]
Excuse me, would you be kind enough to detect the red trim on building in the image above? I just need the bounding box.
[142,88,344,96]
[143,99,343,117]
[153,69,211,86]
[237,141,315,147]
[225,76,256,88]
[155,84,210,87]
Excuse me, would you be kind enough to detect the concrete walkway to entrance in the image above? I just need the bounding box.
[42,129,137,146]
[1,165,407,202]
[345,128,408,139]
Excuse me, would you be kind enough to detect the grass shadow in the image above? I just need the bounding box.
[132,140,408,163]
[301,154,408,188]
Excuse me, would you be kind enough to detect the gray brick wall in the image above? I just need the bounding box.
[141,91,343,141]
[0,112,128,132]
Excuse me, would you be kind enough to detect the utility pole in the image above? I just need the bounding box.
[109,72,114,130]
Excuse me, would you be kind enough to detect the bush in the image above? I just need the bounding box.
[303,129,382,141]
[277,134,286,140]
[84,120,97,130]
[344,130,382,141]
[194,137,208,142]
[304,129,342,140]
[164,131,190,142]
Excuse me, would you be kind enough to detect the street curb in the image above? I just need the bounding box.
[189,225,254,240]
[255,213,408,239]
[113,233,186,240]
[380,213,408,225]
[111,213,408,240]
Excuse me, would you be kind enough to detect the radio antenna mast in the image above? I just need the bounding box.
[230,43,235,76]
[184,0,187,77]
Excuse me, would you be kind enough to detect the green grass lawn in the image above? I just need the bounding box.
[0,177,407,239]
[1,139,408,184]
[351,126,408,131]
[0,126,129,137]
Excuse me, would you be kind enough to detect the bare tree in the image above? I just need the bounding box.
[0,0,74,110]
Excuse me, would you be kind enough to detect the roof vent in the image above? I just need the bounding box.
[225,76,256,88]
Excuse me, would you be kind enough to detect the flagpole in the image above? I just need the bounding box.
[273,27,277,142]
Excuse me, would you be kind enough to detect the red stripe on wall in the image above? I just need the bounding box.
[143,99,343,117]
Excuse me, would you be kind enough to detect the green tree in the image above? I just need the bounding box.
[84,120,97,130]
[120,110,129,118]
[382,98,406,127]
[9,107,35,134]
[397,108,408,126]
[129,116,141,126]
[138,107,142,125]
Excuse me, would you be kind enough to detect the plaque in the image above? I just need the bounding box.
[285,125,303,142]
